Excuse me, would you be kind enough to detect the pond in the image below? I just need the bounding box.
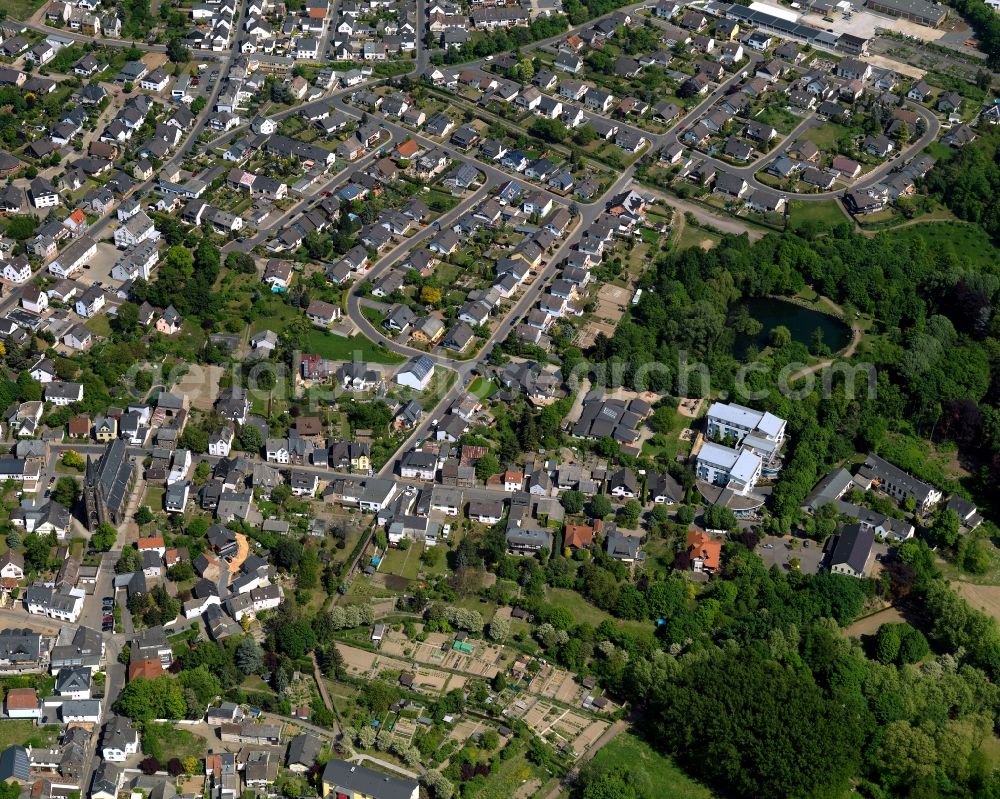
[733,297,851,360]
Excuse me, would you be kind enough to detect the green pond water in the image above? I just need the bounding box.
[735,297,851,359]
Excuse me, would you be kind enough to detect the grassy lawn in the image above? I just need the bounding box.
[881,221,1000,272]
[544,588,651,636]
[302,330,404,364]
[362,306,385,327]
[425,189,460,213]
[6,0,47,18]
[587,733,715,799]
[674,225,721,252]
[787,200,848,233]
[938,540,1000,585]
[143,486,165,514]
[801,122,850,151]
[241,674,271,692]
[249,302,301,335]
[86,315,113,338]
[142,723,209,763]
[924,141,956,164]
[419,368,458,411]
[467,740,546,799]
[0,721,59,749]
[469,377,498,400]
[754,105,801,134]
[379,544,424,580]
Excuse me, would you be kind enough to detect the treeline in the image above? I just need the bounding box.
[563,0,632,25]
[550,537,1000,798]
[441,15,567,63]
[940,0,1000,68]
[597,224,1000,524]
[131,239,222,320]
[925,127,1000,241]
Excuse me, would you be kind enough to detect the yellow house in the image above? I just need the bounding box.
[94,415,117,442]
[321,760,418,799]
[352,451,371,474]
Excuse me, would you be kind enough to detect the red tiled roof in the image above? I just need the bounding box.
[564,523,594,549]
[128,658,164,682]
[5,687,38,710]
[137,536,165,550]
[687,529,722,571]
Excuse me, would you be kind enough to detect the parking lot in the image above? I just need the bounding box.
[755,535,826,574]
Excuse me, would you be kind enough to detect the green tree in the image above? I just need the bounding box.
[237,424,263,453]
[116,547,142,575]
[475,452,501,482]
[649,648,864,798]
[561,489,585,514]
[874,623,902,664]
[53,476,79,507]
[769,325,792,348]
[617,499,642,529]
[589,495,613,519]
[91,522,117,551]
[928,509,961,549]
[898,624,930,664]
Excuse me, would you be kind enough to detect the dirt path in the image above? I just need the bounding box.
[643,187,768,241]
[228,533,250,573]
[782,293,863,382]
[787,324,863,382]
[843,605,905,638]
[310,652,336,715]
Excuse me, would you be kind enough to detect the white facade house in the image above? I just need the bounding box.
[101,717,140,761]
[706,402,786,446]
[61,698,102,723]
[2,256,31,284]
[21,286,48,314]
[695,441,762,496]
[209,427,234,457]
[49,236,96,278]
[114,210,159,249]
[25,584,85,623]
[395,355,435,391]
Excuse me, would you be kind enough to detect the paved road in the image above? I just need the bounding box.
[0,3,246,323]
[443,9,940,203]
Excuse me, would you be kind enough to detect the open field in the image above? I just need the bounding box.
[674,225,721,252]
[787,200,849,233]
[953,582,1000,623]
[0,720,58,749]
[938,541,1000,586]
[801,121,850,150]
[7,0,47,19]
[881,221,1000,272]
[544,588,651,636]
[302,330,405,364]
[585,733,715,799]
[142,723,209,763]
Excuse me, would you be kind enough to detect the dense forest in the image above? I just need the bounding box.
[926,128,1000,240]
[591,222,1000,526]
